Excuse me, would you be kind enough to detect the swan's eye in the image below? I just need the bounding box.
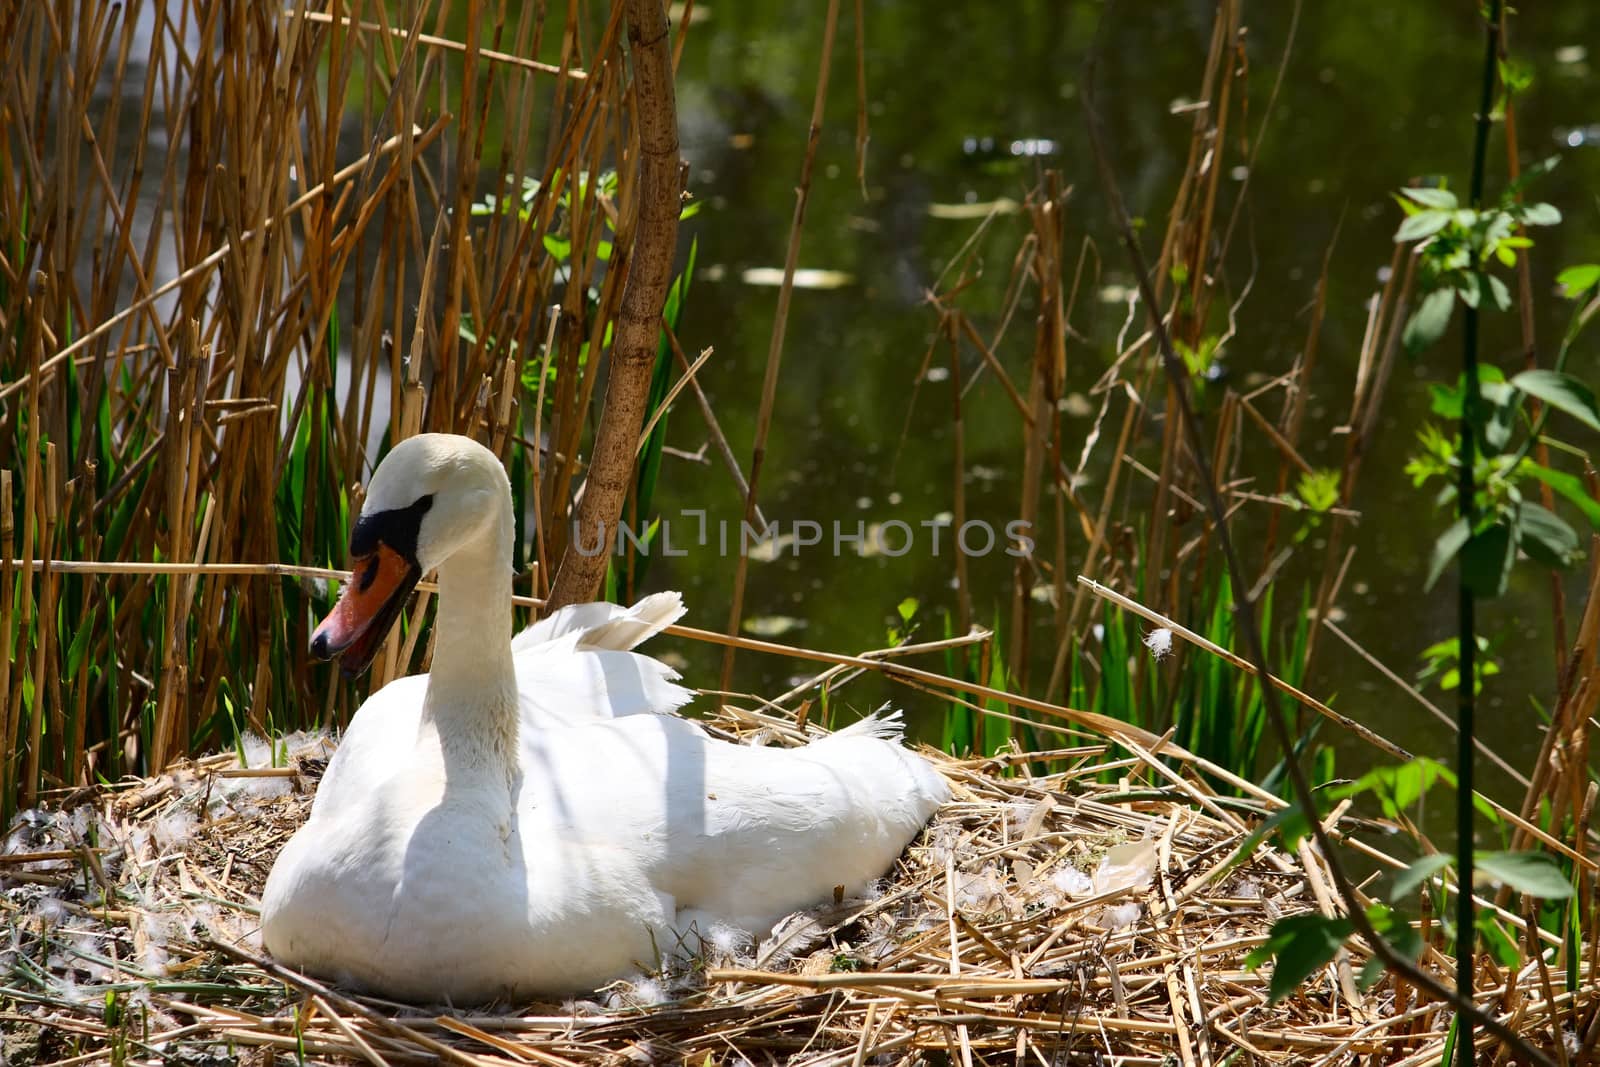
[350,493,434,560]
[355,554,381,592]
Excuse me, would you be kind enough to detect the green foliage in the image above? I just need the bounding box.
[939,611,976,756]
[1474,850,1575,899]
[1245,912,1355,1002]
[1293,468,1340,514]
[1276,467,1341,543]
[625,239,699,594]
[1557,264,1600,298]
[888,597,919,646]
[1395,165,1600,606]
[1174,334,1221,387]
[1416,635,1500,695]
[1392,179,1560,355]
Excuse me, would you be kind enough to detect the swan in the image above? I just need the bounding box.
[259,433,949,1003]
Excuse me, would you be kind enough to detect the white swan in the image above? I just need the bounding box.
[259,433,949,1003]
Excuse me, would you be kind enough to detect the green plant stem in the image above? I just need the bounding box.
[1082,23,1550,1067]
[1456,5,1501,1063]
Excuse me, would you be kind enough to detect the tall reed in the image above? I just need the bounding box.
[0,0,677,817]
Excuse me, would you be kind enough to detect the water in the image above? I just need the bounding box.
[77,1,1600,801]
[645,2,1600,800]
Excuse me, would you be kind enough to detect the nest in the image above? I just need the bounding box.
[0,707,1583,1066]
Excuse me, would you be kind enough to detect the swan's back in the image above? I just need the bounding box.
[518,712,949,934]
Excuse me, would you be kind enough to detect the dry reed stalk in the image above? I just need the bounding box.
[0,471,13,813]
[717,0,843,694]
[1009,178,1068,697]
[12,307,43,807]
[2,0,686,790]
[297,10,588,80]
[1261,224,1335,567]
[1300,244,1414,668]
[41,446,64,790]
[663,320,764,524]
[1510,543,1600,860]
[948,317,973,634]
[1497,38,1569,676]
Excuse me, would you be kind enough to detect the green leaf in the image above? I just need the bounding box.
[1556,264,1600,299]
[542,233,572,261]
[1401,187,1458,210]
[1511,370,1600,432]
[1521,462,1600,528]
[1474,851,1575,898]
[1429,382,1463,419]
[1485,273,1512,312]
[1395,210,1451,244]
[1403,289,1455,355]
[64,607,100,679]
[1459,522,1514,598]
[1505,155,1559,198]
[1235,804,1313,867]
[897,597,919,624]
[1358,904,1424,990]
[1332,757,1452,819]
[1518,502,1580,569]
[1245,913,1356,1003]
[1426,518,1471,591]
[1475,914,1522,967]
[1392,853,1454,900]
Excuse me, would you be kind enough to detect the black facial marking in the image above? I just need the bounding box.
[350,493,433,561]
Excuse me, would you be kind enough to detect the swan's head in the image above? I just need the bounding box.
[310,433,510,677]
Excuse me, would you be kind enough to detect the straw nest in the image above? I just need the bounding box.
[0,704,1582,1066]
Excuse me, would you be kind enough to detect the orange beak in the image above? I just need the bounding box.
[310,542,421,678]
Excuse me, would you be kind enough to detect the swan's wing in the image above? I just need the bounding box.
[308,674,428,817]
[512,592,690,727]
[511,591,684,653]
[520,714,948,931]
[515,634,693,728]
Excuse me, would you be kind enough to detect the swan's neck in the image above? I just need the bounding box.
[422,510,518,780]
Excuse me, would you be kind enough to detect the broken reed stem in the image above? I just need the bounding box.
[1077,576,1413,761]
[718,0,843,694]
[546,0,681,610]
[293,11,589,79]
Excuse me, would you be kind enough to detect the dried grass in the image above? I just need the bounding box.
[3,702,1583,1066]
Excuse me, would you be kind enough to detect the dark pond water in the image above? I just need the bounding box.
[646,2,1600,801]
[84,1,1600,803]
